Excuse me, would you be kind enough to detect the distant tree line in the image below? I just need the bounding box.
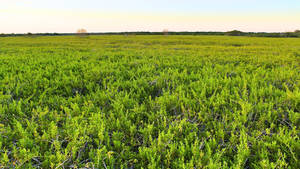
[1,30,300,38]
[0,32,61,37]
[225,30,300,37]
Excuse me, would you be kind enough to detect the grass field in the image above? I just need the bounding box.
[0,35,299,168]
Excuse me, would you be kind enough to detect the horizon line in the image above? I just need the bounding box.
[2,30,300,34]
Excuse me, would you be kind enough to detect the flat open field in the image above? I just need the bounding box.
[0,35,299,168]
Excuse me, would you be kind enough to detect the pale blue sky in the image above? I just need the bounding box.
[1,0,300,33]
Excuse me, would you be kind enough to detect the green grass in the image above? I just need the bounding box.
[0,35,299,168]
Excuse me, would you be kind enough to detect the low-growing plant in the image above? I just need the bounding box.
[0,35,299,168]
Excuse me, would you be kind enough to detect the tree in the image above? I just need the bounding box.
[225,30,243,36]
[294,30,300,37]
[76,28,88,37]
[163,29,169,36]
[26,32,37,38]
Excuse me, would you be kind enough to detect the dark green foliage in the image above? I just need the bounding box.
[0,35,299,168]
[225,30,244,36]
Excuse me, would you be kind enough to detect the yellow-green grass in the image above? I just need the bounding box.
[0,35,299,168]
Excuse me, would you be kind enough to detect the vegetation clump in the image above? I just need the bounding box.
[226,30,244,36]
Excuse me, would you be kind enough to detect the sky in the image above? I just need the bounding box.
[0,0,300,33]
